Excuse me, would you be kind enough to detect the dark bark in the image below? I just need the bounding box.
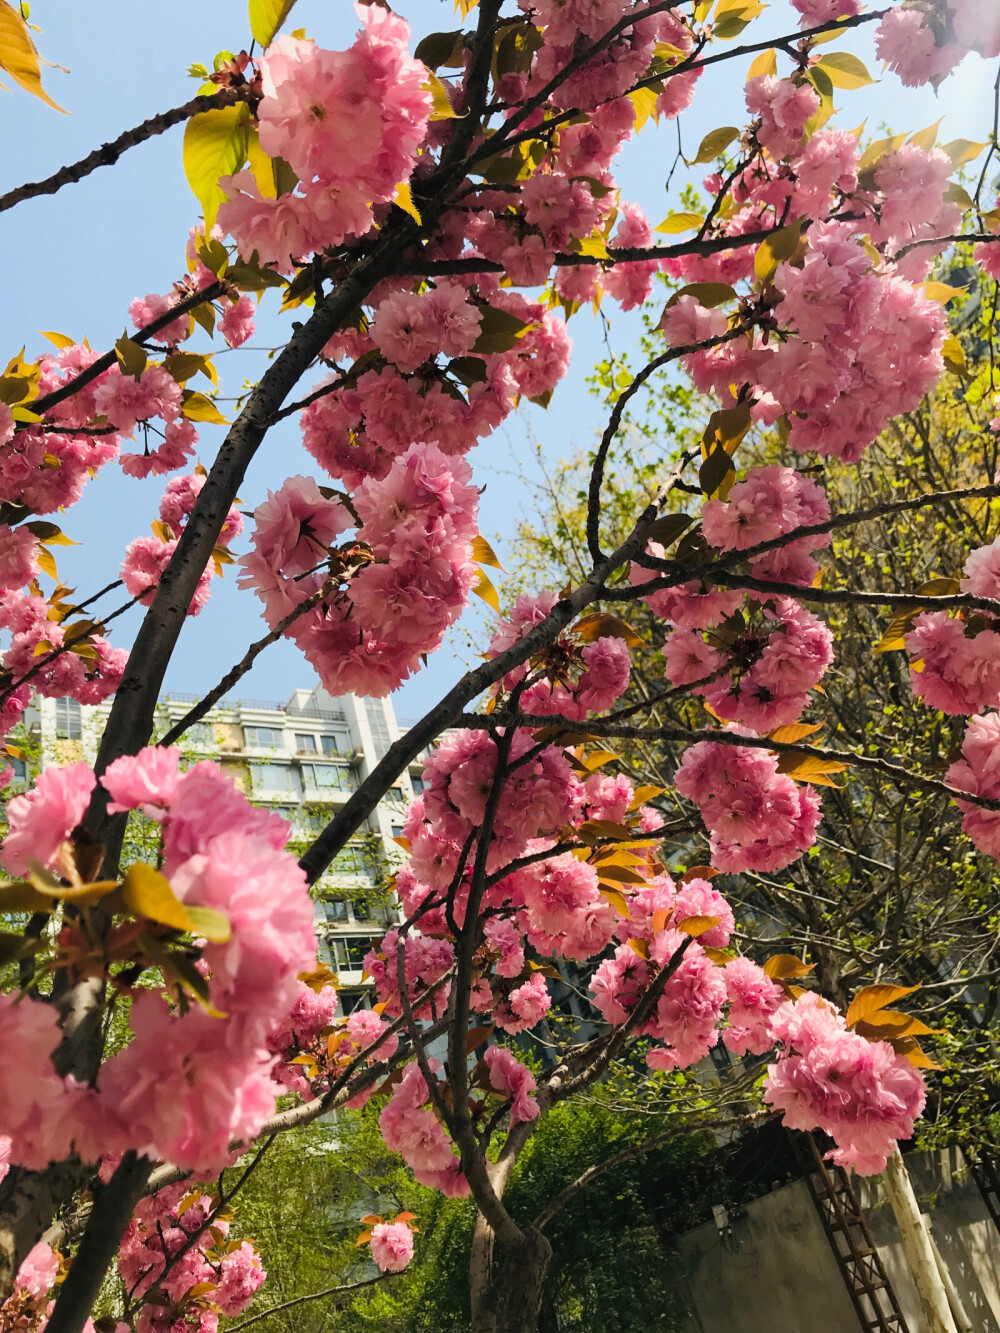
[470,1221,553,1333]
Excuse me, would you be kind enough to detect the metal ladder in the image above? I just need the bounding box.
[790,1132,910,1333]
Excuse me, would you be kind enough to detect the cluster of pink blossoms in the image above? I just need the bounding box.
[239,440,479,695]
[119,1185,265,1333]
[674,739,821,874]
[874,0,1000,88]
[0,748,317,1174]
[765,992,926,1175]
[369,1221,415,1273]
[121,472,244,617]
[218,8,430,269]
[904,536,1000,714]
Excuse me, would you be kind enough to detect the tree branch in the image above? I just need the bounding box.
[0,88,254,216]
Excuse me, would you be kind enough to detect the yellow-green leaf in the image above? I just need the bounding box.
[942,138,990,168]
[183,103,251,230]
[767,721,823,745]
[942,332,967,376]
[40,330,76,350]
[182,390,229,424]
[115,335,147,380]
[815,51,876,89]
[654,211,705,234]
[185,904,233,943]
[664,282,737,311]
[393,181,422,225]
[248,0,298,47]
[747,48,776,79]
[123,863,231,942]
[923,280,966,304]
[690,125,740,165]
[472,567,501,612]
[908,118,942,151]
[575,231,609,259]
[423,71,460,119]
[471,535,504,570]
[754,217,804,283]
[0,1,67,112]
[629,85,660,132]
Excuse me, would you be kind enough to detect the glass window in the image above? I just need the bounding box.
[252,762,301,793]
[324,935,380,971]
[318,899,349,923]
[185,722,215,748]
[410,774,425,795]
[55,698,82,740]
[320,731,352,756]
[330,847,366,876]
[244,726,283,749]
[302,763,355,792]
[294,733,317,753]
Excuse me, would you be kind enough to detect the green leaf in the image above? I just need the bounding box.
[183,103,251,231]
[415,30,465,70]
[753,218,804,283]
[693,126,741,165]
[123,863,231,942]
[248,0,298,46]
[653,211,705,234]
[942,138,990,168]
[115,335,147,380]
[471,305,531,355]
[664,282,738,310]
[645,512,693,547]
[815,51,875,88]
[182,390,229,425]
[747,47,776,78]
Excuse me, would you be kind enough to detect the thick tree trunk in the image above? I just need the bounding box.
[469,1213,553,1333]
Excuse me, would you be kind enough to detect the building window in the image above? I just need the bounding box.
[302,763,356,793]
[324,935,380,972]
[244,726,283,750]
[320,731,352,756]
[410,774,425,795]
[318,899,349,924]
[391,825,405,841]
[55,698,82,740]
[252,762,301,794]
[8,756,28,782]
[294,733,317,753]
[365,698,392,760]
[185,722,215,748]
[330,846,370,877]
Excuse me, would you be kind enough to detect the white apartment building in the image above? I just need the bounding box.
[16,686,431,1009]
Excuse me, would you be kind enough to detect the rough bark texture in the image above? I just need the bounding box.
[470,1218,553,1333]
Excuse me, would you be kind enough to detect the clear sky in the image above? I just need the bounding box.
[0,0,994,719]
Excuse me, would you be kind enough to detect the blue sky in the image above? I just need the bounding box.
[0,0,994,718]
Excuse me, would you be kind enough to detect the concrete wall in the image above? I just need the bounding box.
[675,1149,1000,1333]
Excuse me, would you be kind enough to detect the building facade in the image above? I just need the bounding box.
[12,686,428,1011]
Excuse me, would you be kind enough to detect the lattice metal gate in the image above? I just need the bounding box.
[790,1132,910,1333]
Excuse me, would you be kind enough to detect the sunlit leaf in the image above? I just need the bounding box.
[248,0,298,47]
[183,103,251,230]
[0,1,66,111]
[845,983,920,1029]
